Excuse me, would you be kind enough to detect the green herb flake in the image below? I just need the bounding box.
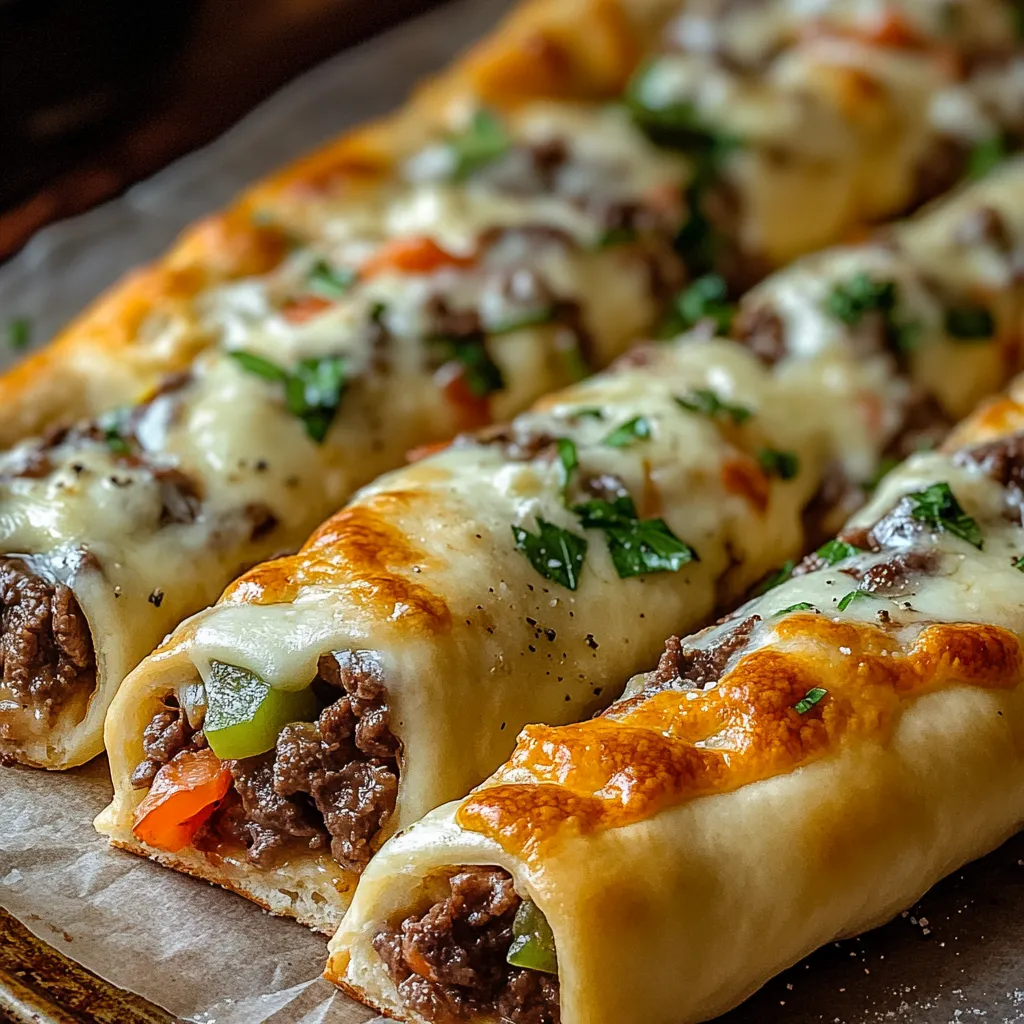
[776,602,816,616]
[793,686,828,714]
[96,409,132,456]
[757,447,800,481]
[602,416,652,448]
[7,317,31,351]
[815,539,863,567]
[569,407,606,421]
[434,338,505,397]
[285,356,347,443]
[905,481,983,549]
[228,349,289,383]
[446,109,511,180]
[307,259,356,299]
[230,349,346,443]
[663,273,735,335]
[967,134,1008,181]
[944,305,995,341]
[827,272,897,326]
[675,388,752,425]
[596,225,639,249]
[556,437,578,501]
[752,560,794,597]
[1013,555,1024,572]
[837,590,874,612]
[512,519,588,591]
[488,306,557,336]
[573,495,698,578]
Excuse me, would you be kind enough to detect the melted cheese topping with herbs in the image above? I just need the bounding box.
[328,367,1024,1024]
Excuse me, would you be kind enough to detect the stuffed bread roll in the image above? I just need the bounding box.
[4,0,1020,769]
[327,369,1024,1024]
[624,0,1024,281]
[95,164,1024,933]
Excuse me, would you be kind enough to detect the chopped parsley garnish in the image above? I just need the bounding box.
[96,409,132,456]
[556,438,578,501]
[757,447,800,480]
[815,539,863,567]
[596,225,639,249]
[1013,555,1024,572]
[625,62,740,273]
[229,350,347,443]
[967,134,1008,181]
[7,317,31,351]
[776,602,815,615]
[488,306,558,336]
[675,388,752,425]
[307,259,356,298]
[837,590,873,612]
[602,416,652,448]
[434,338,505,396]
[511,519,588,591]
[573,494,698,578]
[905,481,982,549]
[285,357,347,443]
[752,560,794,597]
[663,273,735,335]
[828,273,896,326]
[446,109,511,180]
[944,305,995,340]
[826,273,920,352]
[793,687,828,714]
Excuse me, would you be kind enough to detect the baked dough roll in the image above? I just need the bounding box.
[96,165,1024,933]
[4,0,1020,769]
[326,370,1024,1024]
[0,96,689,770]
[624,0,1024,280]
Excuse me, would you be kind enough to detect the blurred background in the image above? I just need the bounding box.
[0,0,440,260]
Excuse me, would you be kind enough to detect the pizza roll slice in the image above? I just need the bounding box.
[95,164,1023,932]
[326,353,1024,1024]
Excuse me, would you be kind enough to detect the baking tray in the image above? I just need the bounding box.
[1,0,1024,1019]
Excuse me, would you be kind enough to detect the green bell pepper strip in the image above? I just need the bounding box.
[202,661,319,760]
[506,899,558,975]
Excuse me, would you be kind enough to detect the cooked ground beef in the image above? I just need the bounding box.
[154,466,204,526]
[911,136,968,208]
[886,392,951,461]
[195,650,400,872]
[373,867,560,1024]
[857,550,937,594]
[0,558,95,720]
[954,205,1013,254]
[130,695,202,789]
[644,614,760,694]
[954,431,1024,495]
[731,302,786,366]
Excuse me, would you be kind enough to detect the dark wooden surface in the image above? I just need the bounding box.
[0,0,441,260]
[0,909,174,1024]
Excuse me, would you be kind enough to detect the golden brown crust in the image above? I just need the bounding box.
[456,618,1024,861]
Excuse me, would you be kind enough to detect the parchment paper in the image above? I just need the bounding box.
[1,0,1023,1020]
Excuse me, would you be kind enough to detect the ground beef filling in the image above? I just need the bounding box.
[0,557,95,720]
[373,867,560,1024]
[643,614,760,696]
[188,650,400,872]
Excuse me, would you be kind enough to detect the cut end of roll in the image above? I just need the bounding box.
[0,556,98,768]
